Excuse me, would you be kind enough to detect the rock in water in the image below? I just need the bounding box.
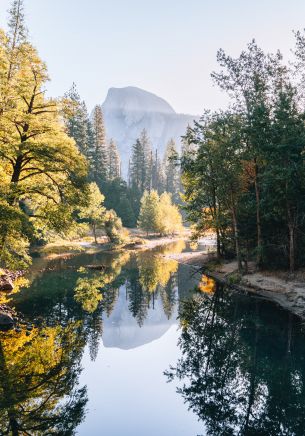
[0,311,14,327]
[0,277,14,292]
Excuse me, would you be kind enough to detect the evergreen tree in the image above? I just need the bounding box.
[63,83,91,157]
[130,129,153,192]
[91,105,108,183]
[212,40,280,265]
[164,139,180,202]
[108,138,121,180]
[140,129,153,191]
[130,138,146,192]
[103,178,136,227]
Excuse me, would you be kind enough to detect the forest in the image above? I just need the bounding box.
[2,0,305,277]
[0,0,183,273]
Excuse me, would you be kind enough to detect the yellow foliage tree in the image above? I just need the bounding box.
[0,15,89,268]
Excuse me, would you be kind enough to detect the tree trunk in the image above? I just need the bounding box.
[230,193,242,273]
[216,228,221,260]
[9,155,23,206]
[11,155,23,184]
[212,189,221,260]
[288,222,295,274]
[93,222,97,244]
[254,160,263,267]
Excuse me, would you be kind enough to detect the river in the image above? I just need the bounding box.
[0,241,304,435]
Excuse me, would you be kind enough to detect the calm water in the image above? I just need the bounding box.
[1,241,305,435]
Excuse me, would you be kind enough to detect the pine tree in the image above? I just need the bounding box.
[181,125,197,158]
[164,139,180,202]
[140,129,153,190]
[63,83,91,157]
[151,149,165,193]
[130,138,146,191]
[108,138,121,180]
[130,129,153,192]
[91,105,108,183]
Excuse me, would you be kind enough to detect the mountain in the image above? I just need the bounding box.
[101,86,199,177]
[102,284,178,350]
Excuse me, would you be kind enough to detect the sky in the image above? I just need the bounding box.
[1,0,305,115]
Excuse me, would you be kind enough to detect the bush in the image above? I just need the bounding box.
[104,210,129,245]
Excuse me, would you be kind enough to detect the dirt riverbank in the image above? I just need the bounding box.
[34,234,188,259]
[167,250,305,319]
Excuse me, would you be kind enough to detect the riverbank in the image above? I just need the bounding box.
[167,250,305,319]
[32,232,189,260]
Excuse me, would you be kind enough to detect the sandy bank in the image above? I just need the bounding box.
[34,234,187,260]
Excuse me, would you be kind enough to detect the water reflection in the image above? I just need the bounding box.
[166,285,305,435]
[0,323,87,434]
[0,243,186,433]
[2,241,305,435]
[74,252,130,313]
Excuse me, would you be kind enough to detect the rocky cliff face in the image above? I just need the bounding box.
[101,86,198,177]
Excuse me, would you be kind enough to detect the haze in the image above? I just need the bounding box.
[0,0,305,114]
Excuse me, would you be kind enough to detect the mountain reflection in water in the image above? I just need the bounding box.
[0,241,304,435]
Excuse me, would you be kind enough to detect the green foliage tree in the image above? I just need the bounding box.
[182,39,305,272]
[138,190,183,235]
[104,209,128,245]
[78,182,106,244]
[103,178,136,227]
[137,190,160,235]
[211,40,279,266]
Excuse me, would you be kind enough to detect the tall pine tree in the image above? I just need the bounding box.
[91,105,109,184]
[164,139,180,202]
[63,83,91,158]
[108,138,121,180]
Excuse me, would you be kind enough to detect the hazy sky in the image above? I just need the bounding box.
[1,0,305,114]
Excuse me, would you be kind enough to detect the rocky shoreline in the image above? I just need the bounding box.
[0,270,24,329]
[0,269,24,292]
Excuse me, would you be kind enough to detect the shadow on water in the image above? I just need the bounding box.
[0,240,305,434]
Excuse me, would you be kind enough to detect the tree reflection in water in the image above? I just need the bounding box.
[0,242,187,433]
[126,250,180,325]
[165,285,305,435]
[0,323,87,435]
